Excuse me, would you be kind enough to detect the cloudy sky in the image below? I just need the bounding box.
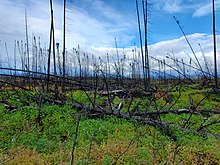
[0,0,219,72]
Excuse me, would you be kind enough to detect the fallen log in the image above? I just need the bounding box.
[72,101,220,141]
[97,90,125,96]
[0,100,18,112]
[134,109,199,116]
[134,109,220,116]
[0,80,28,91]
[72,101,177,141]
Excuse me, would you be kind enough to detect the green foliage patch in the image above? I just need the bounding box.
[0,88,220,164]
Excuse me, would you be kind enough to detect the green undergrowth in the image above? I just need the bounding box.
[0,89,220,164]
[158,86,220,111]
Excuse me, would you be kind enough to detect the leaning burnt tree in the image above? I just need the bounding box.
[47,0,58,95]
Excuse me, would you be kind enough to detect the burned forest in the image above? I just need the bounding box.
[1,0,220,164]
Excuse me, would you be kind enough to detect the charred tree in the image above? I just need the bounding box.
[62,0,66,93]
[212,0,218,88]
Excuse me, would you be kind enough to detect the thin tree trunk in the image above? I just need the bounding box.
[70,112,82,165]
[212,0,218,88]
[142,0,150,89]
[135,0,146,89]
[62,0,66,93]
[25,9,30,71]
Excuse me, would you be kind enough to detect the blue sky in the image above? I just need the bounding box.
[1,0,219,46]
[0,0,220,71]
[65,0,220,47]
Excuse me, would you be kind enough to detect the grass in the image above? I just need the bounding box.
[0,87,220,164]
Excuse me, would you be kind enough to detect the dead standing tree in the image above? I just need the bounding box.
[47,0,58,95]
[25,9,30,71]
[135,0,150,91]
[136,0,146,89]
[212,0,218,89]
[62,0,66,93]
[142,0,150,88]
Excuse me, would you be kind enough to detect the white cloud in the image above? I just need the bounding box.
[148,33,220,74]
[160,0,183,13]
[149,33,207,56]
[66,0,137,49]
[0,0,63,68]
[193,0,220,17]
[193,3,212,17]
[152,0,189,14]
[0,0,219,76]
[88,33,220,75]
[149,33,217,64]
[152,0,220,17]
[0,0,137,60]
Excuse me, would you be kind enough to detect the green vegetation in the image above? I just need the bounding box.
[0,87,220,164]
